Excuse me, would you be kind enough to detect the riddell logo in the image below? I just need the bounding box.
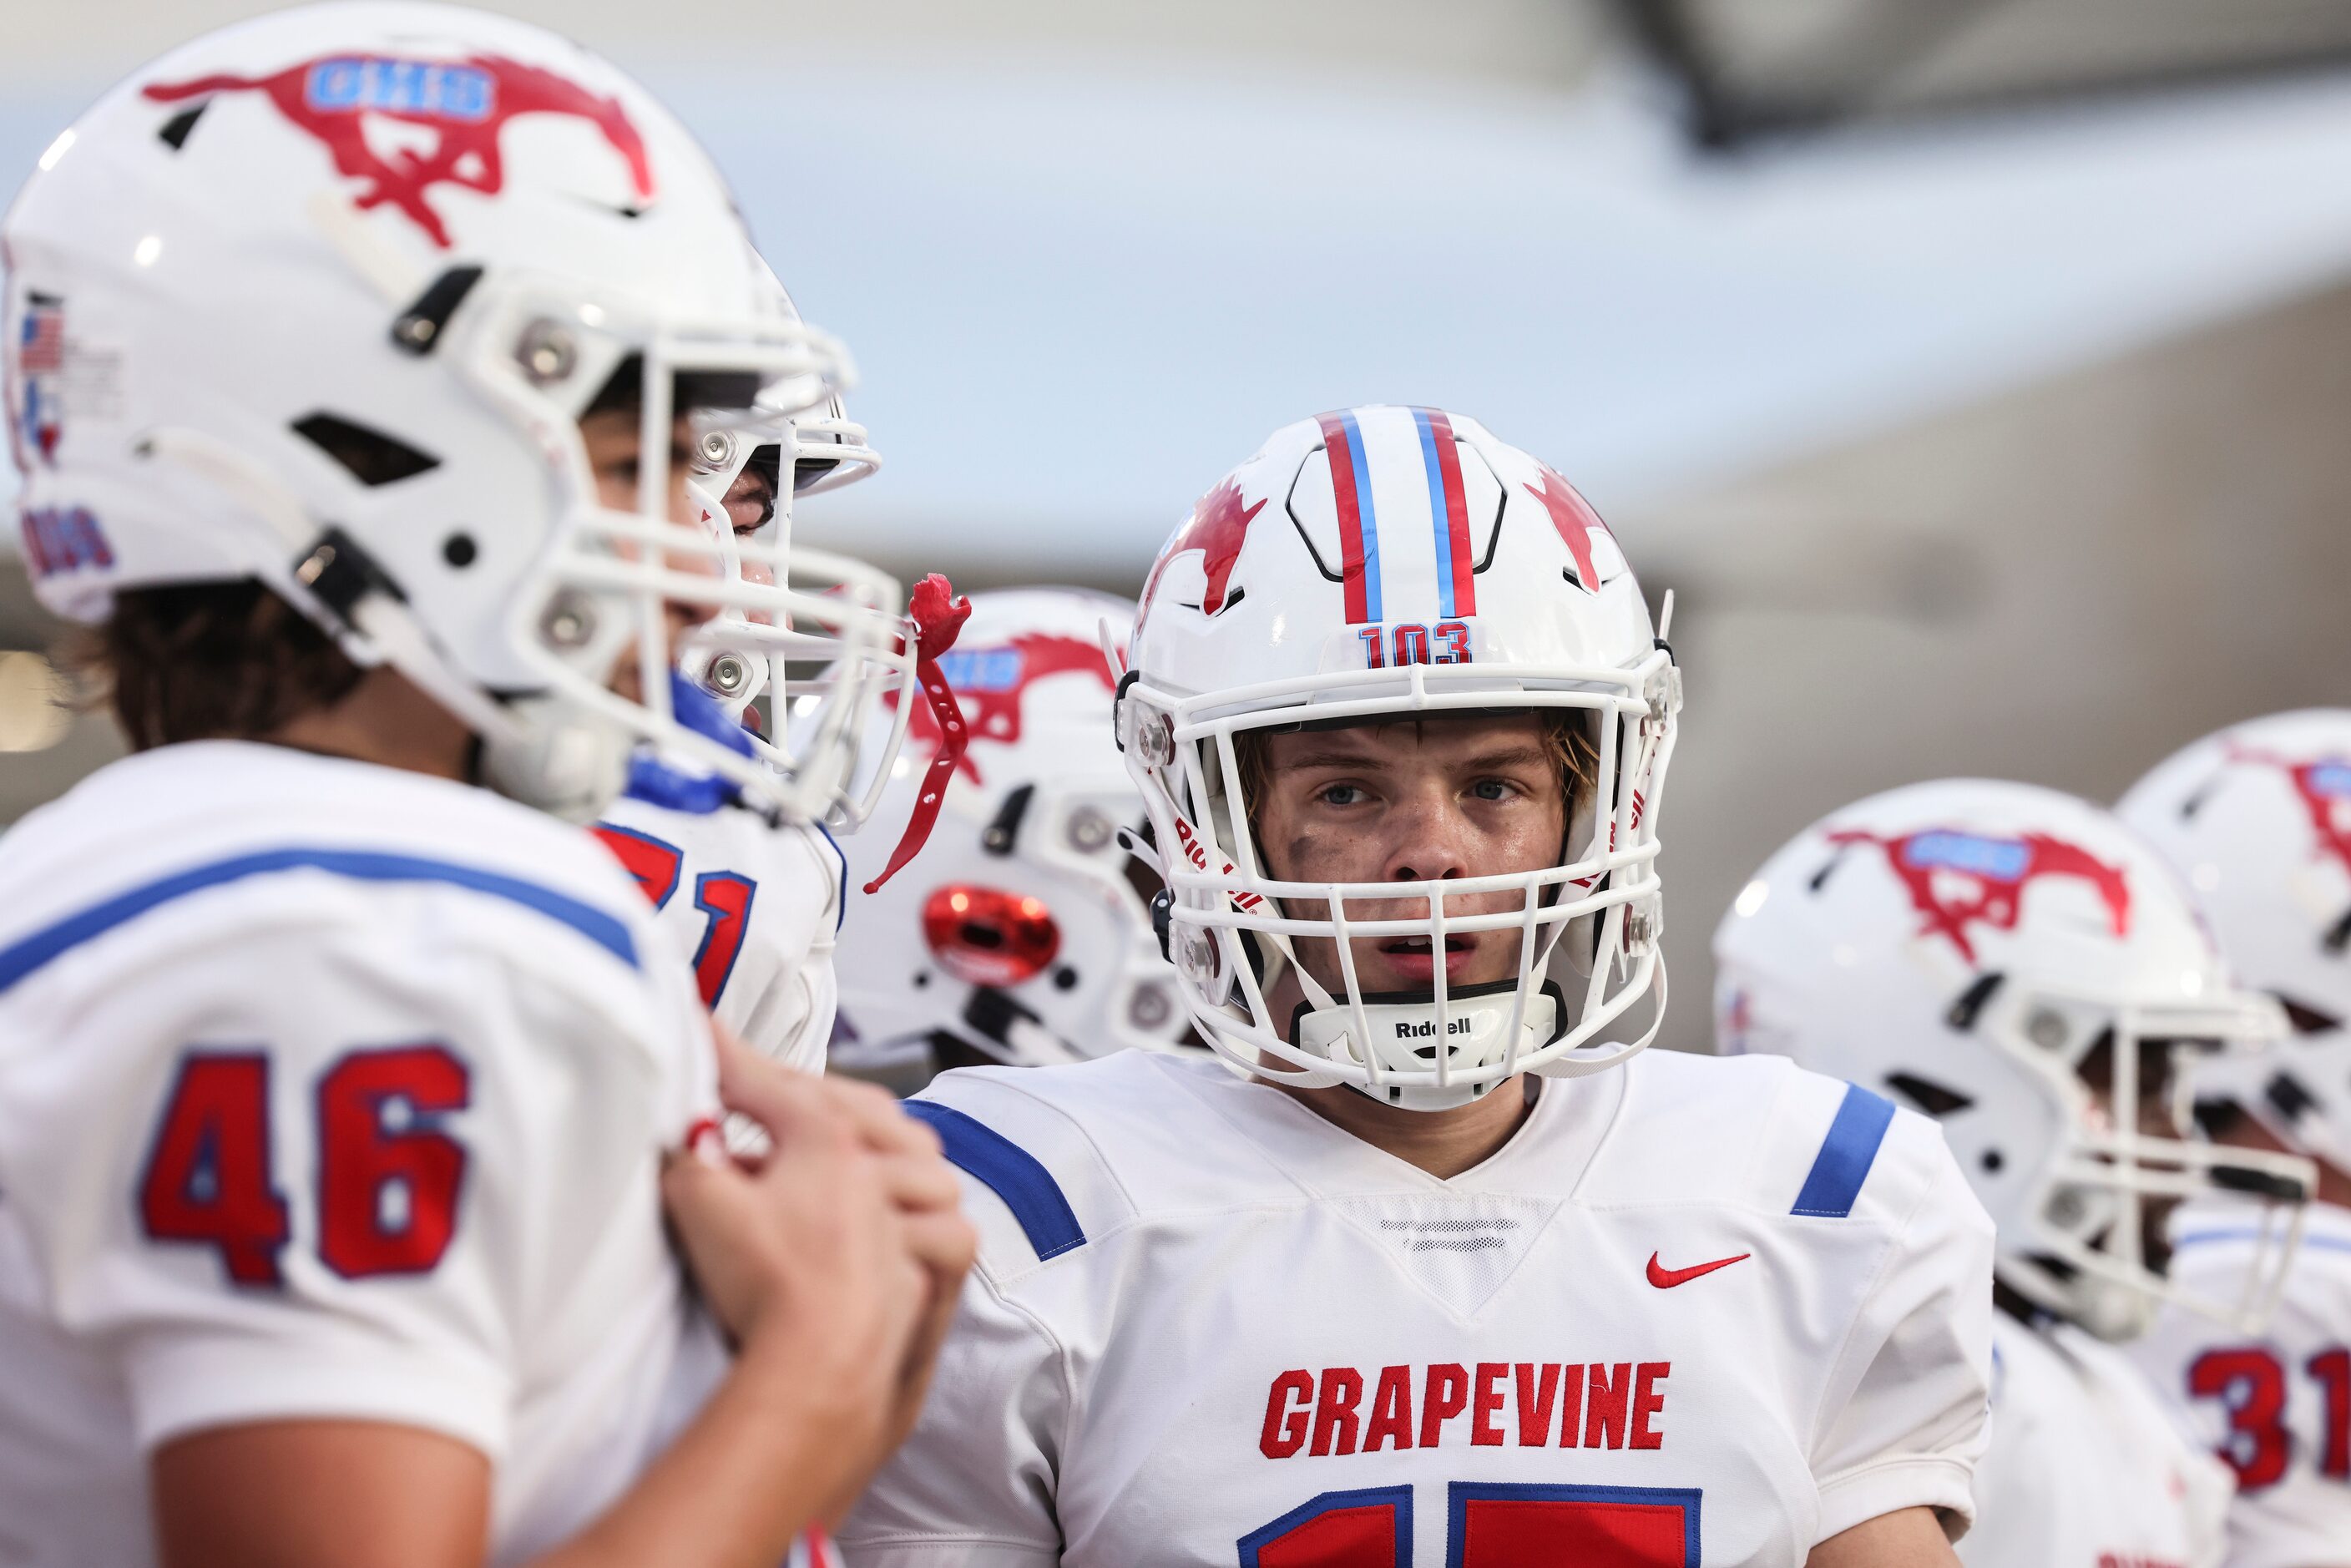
[1396,1017,1473,1039]
[141,53,655,248]
[1822,827,2132,965]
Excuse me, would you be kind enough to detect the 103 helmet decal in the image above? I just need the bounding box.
[1716,778,2313,1342]
[834,589,1194,1072]
[1120,406,1679,1113]
[2119,709,2351,1176]
[3,2,911,824]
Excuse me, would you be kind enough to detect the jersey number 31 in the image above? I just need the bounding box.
[138,1046,470,1287]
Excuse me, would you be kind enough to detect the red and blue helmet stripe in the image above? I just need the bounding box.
[1317,409,1383,624]
[1412,407,1478,620]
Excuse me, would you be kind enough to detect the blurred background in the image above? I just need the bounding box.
[4,0,2350,1053]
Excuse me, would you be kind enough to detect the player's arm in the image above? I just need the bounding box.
[1807,1507,1960,1567]
[1806,1119,1999,1548]
[153,1060,945,1568]
[58,913,961,1568]
[837,1205,1072,1567]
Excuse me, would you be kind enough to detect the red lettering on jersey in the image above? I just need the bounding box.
[1419,1363,1469,1448]
[1363,1365,1414,1452]
[141,54,654,250]
[1471,1363,1509,1447]
[1311,1367,1364,1458]
[1585,1361,1632,1449]
[1631,1362,1671,1450]
[1825,826,2132,965]
[1514,1363,1560,1447]
[1261,1369,1312,1459]
[1260,1358,1669,1459]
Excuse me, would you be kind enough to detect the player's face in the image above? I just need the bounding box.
[578,408,726,697]
[1254,714,1566,999]
[721,454,779,598]
[2080,1032,2193,1271]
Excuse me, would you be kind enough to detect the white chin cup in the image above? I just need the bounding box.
[475,693,636,823]
[1293,986,1560,1113]
[2055,1267,2161,1344]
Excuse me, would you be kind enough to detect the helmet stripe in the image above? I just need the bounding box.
[1317,410,1383,624]
[1412,407,1477,619]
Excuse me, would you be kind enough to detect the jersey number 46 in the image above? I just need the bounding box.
[138,1046,469,1287]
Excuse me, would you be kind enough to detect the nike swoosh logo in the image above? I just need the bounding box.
[1646,1250,1752,1288]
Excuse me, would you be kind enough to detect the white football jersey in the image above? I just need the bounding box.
[841,1048,1995,1566]
[1961,1315,2231,1568]
[0,741,724,1568]
[2128,1199,2351,1568]
[594,759,847,1073]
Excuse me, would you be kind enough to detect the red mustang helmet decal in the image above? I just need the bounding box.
[1521,462,1616,594]
[143,53,655,248]
[1141,477,1267,620]
[2223,742,2351,879]
[1824,827,2133,965]
[896,632,1115,786]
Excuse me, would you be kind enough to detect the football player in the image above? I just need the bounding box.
[1713,778,2315,1568]
[842,407,1997,1565]
[0,7,968,1566]
[832,586,1195,1085]
[2118,711,2351,1568]
[588,402,887,1075]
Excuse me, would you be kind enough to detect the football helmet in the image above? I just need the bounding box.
[1118,406,1679,1112]
[2117,709,2351,1176]
[673,388,902,824]
[833,587,1192,1074]
[1714,778,2313,1340]
[4,2,910,822]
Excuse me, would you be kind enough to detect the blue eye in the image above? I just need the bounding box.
[1319,783,1363,807]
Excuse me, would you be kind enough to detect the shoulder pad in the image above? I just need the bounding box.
[1581,1050,1944,1227]
[910,1054,1272,1277]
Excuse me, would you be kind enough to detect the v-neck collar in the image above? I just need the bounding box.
[1149,1050,1632,1203]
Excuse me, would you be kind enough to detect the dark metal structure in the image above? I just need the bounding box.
[1617,0,2351,146]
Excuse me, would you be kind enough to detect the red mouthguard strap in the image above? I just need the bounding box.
[862,574,973,893]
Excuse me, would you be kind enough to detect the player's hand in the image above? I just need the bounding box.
[660,1052,922,1460]
[711,1035,977,1444]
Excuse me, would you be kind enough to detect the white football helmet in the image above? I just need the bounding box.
[1714,778,2313,1341]
[833,588,1192,1074]
[2117,709,2351,1176]
[4,2,910,823]
[673,389,903,825]
[1118,405,1680,1113]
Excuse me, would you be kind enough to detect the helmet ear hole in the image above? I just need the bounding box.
[1885,1071,1974,1117]
[291,412,440,485]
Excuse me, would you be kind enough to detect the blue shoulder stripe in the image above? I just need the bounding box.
[904,1100,1085,1261]
[1791,1082,1897,1218]
[0,847,637,993]
[815,822,848,934]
